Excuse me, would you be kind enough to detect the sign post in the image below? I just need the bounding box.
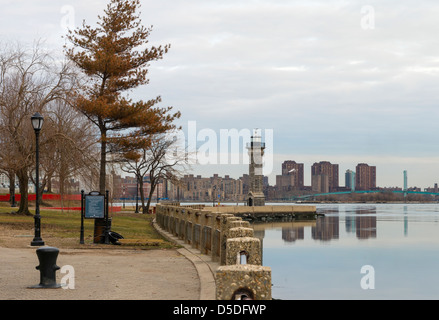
[80,190,85,244]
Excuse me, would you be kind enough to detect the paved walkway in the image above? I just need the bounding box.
[0,222,217,300]
[154,221,219,300]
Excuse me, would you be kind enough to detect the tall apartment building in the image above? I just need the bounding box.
[311,161,339,192]
[276,160,304,191]
[312,174,329,193]
[355,163,376,190]
[345,169,356,191]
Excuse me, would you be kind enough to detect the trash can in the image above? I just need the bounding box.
[93,218,111,243]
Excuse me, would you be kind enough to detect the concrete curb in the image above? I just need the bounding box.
[152,220,218,300]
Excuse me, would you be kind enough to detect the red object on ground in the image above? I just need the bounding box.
[41,206,122,212]
[1,193,121,212]
[0,194,82,201]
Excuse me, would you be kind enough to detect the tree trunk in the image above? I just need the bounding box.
[8,170,15,207]
[99,131,107,195]
[46,175,52,193]
[58,157,67,213]
[139,175,146,213]
[59,175,65,196]
[96,129,107,239]
[16,168,31,215]
[145,177,156,214]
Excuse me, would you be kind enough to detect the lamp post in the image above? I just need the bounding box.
[122,185,125,209]
[31,112,45,247]
[212,185,216,207]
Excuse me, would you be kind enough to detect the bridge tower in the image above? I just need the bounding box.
[403,170,408,201]
[246,129,265,206]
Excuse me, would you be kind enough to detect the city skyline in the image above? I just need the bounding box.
[187,155,431,190]
[2,1,439,188]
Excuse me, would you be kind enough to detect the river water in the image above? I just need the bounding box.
[257,203,439,300]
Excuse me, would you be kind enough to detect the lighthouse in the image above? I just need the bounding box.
[247,129,265,206]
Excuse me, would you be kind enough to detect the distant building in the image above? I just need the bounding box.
[0,172,10,188]
[345,169,356,191]
[241,174,250,195]
[282,160,304,183]
[355,163,376,190]
[113,174,167,200]
[312,174,329,193]
[275,160,304,191]
[164,173,246,202]
[182,174,212,201]
[311,161,339,192]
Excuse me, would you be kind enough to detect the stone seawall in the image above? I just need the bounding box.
[211,205,317,222]
[155,203,274,300]
[156,203,316,300]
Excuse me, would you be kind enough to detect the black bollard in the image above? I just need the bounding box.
[29,246,62,289]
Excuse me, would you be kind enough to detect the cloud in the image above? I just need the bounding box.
[2,0,439,187]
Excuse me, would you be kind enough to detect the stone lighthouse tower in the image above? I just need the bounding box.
[247,129,265,206]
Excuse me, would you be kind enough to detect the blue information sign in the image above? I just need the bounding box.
[84,195,105,219]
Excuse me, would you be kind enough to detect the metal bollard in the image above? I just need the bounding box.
[29,246,62,289]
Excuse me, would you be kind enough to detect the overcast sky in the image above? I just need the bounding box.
[2,0,439,188]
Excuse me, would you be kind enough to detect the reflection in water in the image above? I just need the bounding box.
[253,221,315,243]
[355,207,376,239]
[282,227,304,242]
[345,215,355,233]
[339,207,377,239]
[254,205,379,242]
[312,216,339,241]
[260,204,439,299]
[404,205,408,236]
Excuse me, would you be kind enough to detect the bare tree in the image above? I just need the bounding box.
[120,149,150,213]
[29,100,100,205]
[144,137,184,214]
[0,41,76,215]
[64,0,180,196]
[120,133,190,213]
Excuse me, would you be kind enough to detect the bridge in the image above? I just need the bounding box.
[290,189,439,201]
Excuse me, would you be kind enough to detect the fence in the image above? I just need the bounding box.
[0,194,81,202]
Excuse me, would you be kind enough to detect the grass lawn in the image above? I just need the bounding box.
[0,202,176,250]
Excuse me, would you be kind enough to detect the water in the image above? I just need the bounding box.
[258,203,439,300]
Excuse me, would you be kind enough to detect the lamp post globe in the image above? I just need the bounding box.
[31,112,44,131]
[31,112,45,247]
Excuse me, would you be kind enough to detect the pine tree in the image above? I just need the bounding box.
[65,0,180,194]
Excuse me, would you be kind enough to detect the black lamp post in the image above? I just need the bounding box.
[122,186,125,209]
[31,112,45,247]
[212,185,216,207]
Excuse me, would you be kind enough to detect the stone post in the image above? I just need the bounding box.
[216,265,272,300]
